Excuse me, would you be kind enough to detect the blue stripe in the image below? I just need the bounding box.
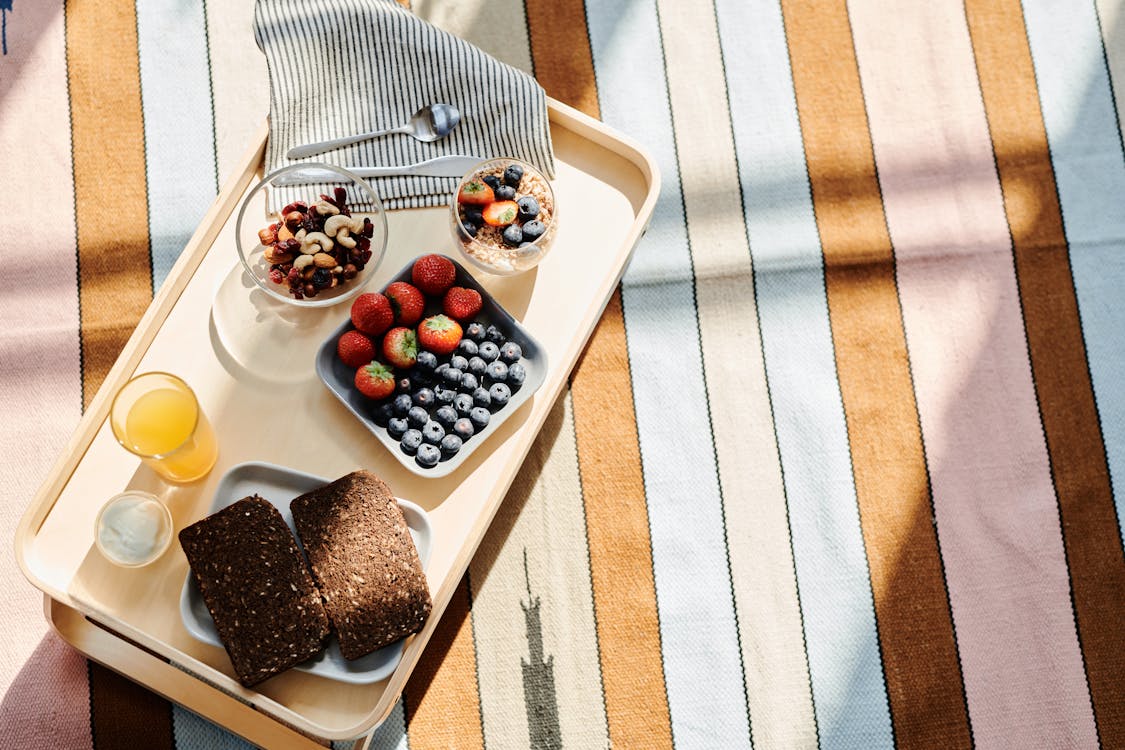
[587,0,751,746]
[172,707,256,749]
[714,0,895,746]
[135,0,218,289]
[1022,0,1125,537]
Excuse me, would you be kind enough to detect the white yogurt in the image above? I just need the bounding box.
[96,492,172,567]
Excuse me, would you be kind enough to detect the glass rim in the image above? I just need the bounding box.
[109,371,201,459]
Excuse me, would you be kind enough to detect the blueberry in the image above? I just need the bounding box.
[411,367,434,385]
[485,325,506,344]
[413,388,435,408]
[440,434,463,457]
[499,342,522,364]
[442,367,463,387]
[456,339,479,357]
[371,401,395,427]
[502,224,523,247]
[393,393,413,416]
[478,342,500,362]
[521,220,546,242]
[517,196,539,222]
[387,417,409,439]
[453,418,475,441]
[468,356,487,376]
[435,405,458,429]
[454,393,474,416]
[482,174,501,191]
[450,354,469,371]
[489,382,512,407]
[435,362,449,377]
[459,372,479,393]
[465,209,484,227]
[507,362,527,388]
[407,406,429,428]
[470,406,491,430]
[416,443,441,468]
[466,322,487,342]
[461,220,479,238]
[422,420,446,445]
[472,386,492,408]
[396,376,413,394]
[434,383,456,405]
[486,360,508,382]
[400,429,423,455]
[495,185,516,201]
[503,164,524,188]
[416,351,439,374]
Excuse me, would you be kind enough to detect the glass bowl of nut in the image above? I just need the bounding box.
[235,163,389,307]
[450,158,557,276]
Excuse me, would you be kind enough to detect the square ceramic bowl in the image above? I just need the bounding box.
[179,461,432,685]
[315,256,547,477]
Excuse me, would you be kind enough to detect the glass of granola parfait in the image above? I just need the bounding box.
[450,158,557,275]
[236,163,389,307]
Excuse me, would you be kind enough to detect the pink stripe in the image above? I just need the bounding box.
[0,0,83,705]
[0,635,92,747]
[846,1,1097,747]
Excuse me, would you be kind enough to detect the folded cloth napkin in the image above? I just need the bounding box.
[253,0,555,211]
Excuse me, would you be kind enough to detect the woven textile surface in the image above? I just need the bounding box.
[1,0,1124,748]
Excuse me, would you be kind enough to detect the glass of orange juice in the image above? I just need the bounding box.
[110,372,218,483]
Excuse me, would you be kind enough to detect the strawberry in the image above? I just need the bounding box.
[457,179,495,205]
[350,293,394,336]
[382,327,418,369]
[412,254,457,296]
[384,281,425,326]
[443,286,483,321]
[417,314,463,355]
[355,361,395,400]
[336,330,375,369]
[482,201,518,227]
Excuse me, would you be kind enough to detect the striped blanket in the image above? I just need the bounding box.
[2,0,1123,748]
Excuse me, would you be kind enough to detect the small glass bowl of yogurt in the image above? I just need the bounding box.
[450,158,557,275]
[95,491,174,568]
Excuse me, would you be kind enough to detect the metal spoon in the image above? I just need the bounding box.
[286,103,461,159]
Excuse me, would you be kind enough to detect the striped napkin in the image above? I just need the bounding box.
[253,0,555,211]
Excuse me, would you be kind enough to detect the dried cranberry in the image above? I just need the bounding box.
[356,236,370,252]
[281,200,308,215]
[268,268,284,285]
[362,218,374,238]
[360,248,372,264]
[287,267,301,284]
[334,187,347,206]
[319,193,337,207]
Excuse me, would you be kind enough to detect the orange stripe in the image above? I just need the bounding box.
[965,1,1125,743]
[780,1,972,746]
[88,662,174,750]
[404,575,484,749]
[66,0,154,408]
[525,3,673,744]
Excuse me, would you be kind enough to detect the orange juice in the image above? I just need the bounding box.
[111,373,218,482]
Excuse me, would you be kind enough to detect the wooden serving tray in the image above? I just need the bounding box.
[16,99,658,742]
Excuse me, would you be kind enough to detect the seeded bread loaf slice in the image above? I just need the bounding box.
[290,470,432,660]
[179,495,330,687]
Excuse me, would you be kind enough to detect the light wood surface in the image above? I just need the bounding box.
[17,99,659,740]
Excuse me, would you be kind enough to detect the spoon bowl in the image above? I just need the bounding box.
[286,103,462,159]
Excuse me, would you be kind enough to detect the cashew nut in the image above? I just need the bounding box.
[300,231,333,255]
[336,231,357,249]
[313,200,340,216]
[323,214,352,237]
[293,254,314,270]
[295,228,307,241]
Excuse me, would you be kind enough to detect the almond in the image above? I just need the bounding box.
[277,224,294,242]
[313,252,337,268]
[263,245,294,264]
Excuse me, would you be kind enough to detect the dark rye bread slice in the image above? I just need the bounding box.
[179,496,330,687]
[290,470,432,660]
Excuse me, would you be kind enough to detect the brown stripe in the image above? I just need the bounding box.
[88,662,173,750]
[780,1,973,747]
[404,575,485,750]
[524,4,673,747]
[964,1,1125,743]
[524,0,599,118]
[66,0,153,408]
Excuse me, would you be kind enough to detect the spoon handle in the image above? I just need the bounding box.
[286,126,411,159]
